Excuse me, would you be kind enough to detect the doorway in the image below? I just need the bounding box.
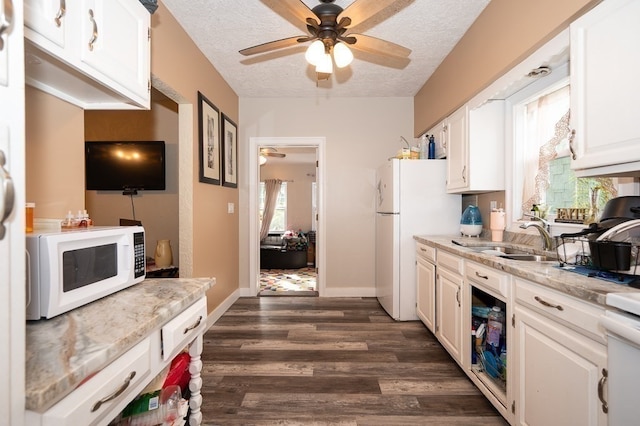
[248,137,326,296]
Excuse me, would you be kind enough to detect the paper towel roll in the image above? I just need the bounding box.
[490,211,506,242]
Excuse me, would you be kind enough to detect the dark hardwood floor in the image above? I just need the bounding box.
[200,297,508,425]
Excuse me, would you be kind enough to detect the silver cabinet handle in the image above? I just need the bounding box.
[91,371,136,412]
[88,9,98,51]
[0,0,14,51]
[534,296,564,311]
[184,315,203,334]
[462,165,466,183]
[568,129,577,160]
[0,150,15,240]
[54,0,66,27]
[598,368,608,414]
[475,271,489,280]
[455,288,460,307]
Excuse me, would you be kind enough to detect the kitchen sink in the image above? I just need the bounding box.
[465,245,555,262]
[499,254,555,262]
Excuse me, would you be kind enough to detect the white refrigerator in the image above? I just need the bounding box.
[375,159,461,320]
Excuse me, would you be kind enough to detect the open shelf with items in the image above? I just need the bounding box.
[464,260,511,415]
[470,286,507,404]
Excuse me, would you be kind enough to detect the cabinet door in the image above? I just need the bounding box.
[0,0,25,423]
[436,268,463,364]
[446,105,468,192]
[570,0,640,172]
[80,0,150,102]
[24,0,67,53]
[514,305,608,426]
[416,256,436,333]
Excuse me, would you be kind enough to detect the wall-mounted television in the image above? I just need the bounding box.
[85,141,166,191]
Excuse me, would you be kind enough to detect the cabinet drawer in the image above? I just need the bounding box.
[466,260,510,299]
[437,250,464,275]
[515,278,605,343]
[43,337,151,425]
[161,297,207,361]
[416,242,435,263]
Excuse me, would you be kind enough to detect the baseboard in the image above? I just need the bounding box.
[239,287,258,297]
[205,288,240,330]
[321,287,377,298]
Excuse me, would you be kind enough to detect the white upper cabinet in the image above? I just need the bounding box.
[1,0,26,423]
[569,0,640,176]
[24,0,150,109]
[446,101,505,193]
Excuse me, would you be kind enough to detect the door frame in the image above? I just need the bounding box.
[248,136,326,296]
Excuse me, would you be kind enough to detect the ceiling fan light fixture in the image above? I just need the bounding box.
[333,42,353,68]
[259,155,267,165]
[305,40,325,66]
[316,52,333,74]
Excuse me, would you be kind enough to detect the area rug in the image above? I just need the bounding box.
[259,267,317,296]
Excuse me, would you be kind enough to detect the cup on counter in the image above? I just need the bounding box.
[25,202,35,233]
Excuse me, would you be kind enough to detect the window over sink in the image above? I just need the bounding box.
[510,76,617,225]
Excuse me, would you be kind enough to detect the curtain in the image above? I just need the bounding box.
[521,85,570,215]
[260,179,282,241]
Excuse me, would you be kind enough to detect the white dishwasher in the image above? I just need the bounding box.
[601,292,640,426]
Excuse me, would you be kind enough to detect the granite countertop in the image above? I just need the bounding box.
[25,277,214,413]
[414,235,640,306]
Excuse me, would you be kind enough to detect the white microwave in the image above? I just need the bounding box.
[26,226,146,320]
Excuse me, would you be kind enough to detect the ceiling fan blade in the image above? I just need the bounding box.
[279,0,319,26]
[338,0,399,27]
[347,33,411,58]
[239,36,309,56]
[265,153,286,158]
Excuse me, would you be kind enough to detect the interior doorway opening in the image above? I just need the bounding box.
[248,137,326,297]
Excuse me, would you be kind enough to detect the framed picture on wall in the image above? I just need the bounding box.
[198,91,220,185]
[221,113,238,188]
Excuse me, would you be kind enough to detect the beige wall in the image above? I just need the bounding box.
[240,97,413,293]
[84,89,180,266]
[414,0,598,136]
[25,87,85,218]
[150,2,240,313]
[260,162,316,232]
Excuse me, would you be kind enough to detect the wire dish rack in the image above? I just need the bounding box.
[556,230,639,276]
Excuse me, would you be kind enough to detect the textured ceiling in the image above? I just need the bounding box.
[160,0,491,98]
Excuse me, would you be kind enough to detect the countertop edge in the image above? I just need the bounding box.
[414,235,640,306]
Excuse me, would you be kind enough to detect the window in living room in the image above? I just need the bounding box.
[259,182,287,232]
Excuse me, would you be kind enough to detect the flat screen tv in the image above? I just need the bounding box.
[85,141,166,191]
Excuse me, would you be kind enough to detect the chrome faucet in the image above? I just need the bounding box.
[520,219,554,251]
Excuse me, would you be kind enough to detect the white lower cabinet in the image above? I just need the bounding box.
[26,296,208,426]
[436,268,463,365]
[514,279,608,426]
[425,246,609,426]
[416,243,436,333]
